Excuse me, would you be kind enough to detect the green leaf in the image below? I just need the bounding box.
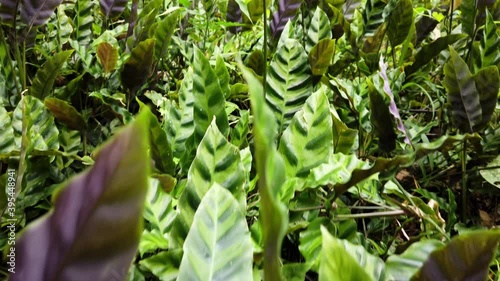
[138,101,175,174]
[461,0,476,37]
[368,77,397,152]
[121,38,155,93]
[411,230,500,281]
[309,39,335,76]
[480,154,500,188]
[242,66,288,281]
[144,179,176,235]
[331,107,358,154]
[44,97,87,131]
[319,227,376,281]
[11,110,150,280]
[177,183,253,281]
[266,39,312,132]
[282,263,310,281]
[140,229,169,256]
[139,249,183,281]
[473,65,499,130]
[74,0,93,46]
[29,50,73,100]
[192,48,229,142]
[362,0,386,37]
[97,42,118,74]
[279,87,333,177]
[170,119,246,248]
[444,47,482,132]
[476,11,500,70]
[406,34,467,76]
[12,95,59,151]
[0,106,15,153]
[386,0,413,47]
[164,68,195,158]
[230,109,249,149]
[306,7,332,53]
[245,50,266,76]
[154,11,178,60]
[386,240,444,281]
[215,55,231,98]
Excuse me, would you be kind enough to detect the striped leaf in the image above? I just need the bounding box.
[266,39,312,132]
[461,0,475,37]
[215,55,231,98]
[12,95,59,151]
[0,41,19,106]
[386,0,413,47]
[154,11,178,60]
[170,120,245,248]
[473,65,500,130]
[444,47,482,133]
[164,68,195,158]
[144,179,176,235]
[73,0,93,46]
[29,50,73,100]
[0,106,15,153]
[278,87,333,178]
[229,109,249,149]
[477,11,500,69]
[270,0,302,38]
[139,101,175,175]
[362,0,386,37]
[177,184,253,281]
[99,0,127,18]
[56,7,73,46]
[242,66,288,281]
[305,7,331,53]
[192,48,229,142]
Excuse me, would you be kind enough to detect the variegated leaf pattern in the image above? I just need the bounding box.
[192,48,229,142]
[478,11,500,69]
[12,95,59,151]
[305,7,331,53]
[0,106,15,153]
[266,39,312,132]
[177,184,253,281]
[362,0,386,37]
[270,0,302,38]
[170,120,246,248]
[164,68,195,158]
[74,0,93,46]
[278,87,333,177]
[144,179,176,237]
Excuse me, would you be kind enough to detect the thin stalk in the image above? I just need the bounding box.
[461,140,467,220]
[262,0,267,98]
[332,210,407,221]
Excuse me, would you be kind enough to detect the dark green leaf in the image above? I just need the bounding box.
[386,0,413,47]
[29,50,73,100]
[121,38,155,93]
[44,97,87,131]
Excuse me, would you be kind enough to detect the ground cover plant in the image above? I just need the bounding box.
[0,0,500,280]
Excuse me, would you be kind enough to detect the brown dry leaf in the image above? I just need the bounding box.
[479,210,493,228]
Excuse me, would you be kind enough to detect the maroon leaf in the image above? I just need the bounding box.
[99,0,128,18]
[11,110,150,281]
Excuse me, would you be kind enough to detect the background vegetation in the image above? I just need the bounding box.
[0,0,500,280]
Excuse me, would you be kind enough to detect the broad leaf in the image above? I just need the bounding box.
[368,76,397,152]
[362,0,386,37]
[0,106,15,153]
[266,39,312,132]
[480,154,500,188]
[477,11,500,69]
[279,87,333,177]
[230,109,249,149]
[154,11,178,60]
[20,0,64,26]
[473,65,499,130]
[305,7,331,53]
[270,0,302,38]
[215,56,231,98]
[412,230,500,281]
[170,119,245,248]
[11,110,150,281]
[97,42,118,74]
[44,97,87,131]
[121,38,155,94]
[177,183,253,281]
[192,48,229,142]
[319,227,378,281]
[138,101,175,174]
[444,47,482,133]
[242,66,288,281]
[386,0,413,47]
[100,0,128,18]
[386,240,444,281]
[139,249,183,281]
[73,0,93,46]
[461,0,475,37]
[29,50,73,100]
[309,39,335,76]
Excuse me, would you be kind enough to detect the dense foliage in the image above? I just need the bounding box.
[1,0,500,280]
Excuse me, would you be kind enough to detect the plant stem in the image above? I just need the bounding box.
[461,139,467,220]
[332,210,407,221]
[262,0,267,99]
